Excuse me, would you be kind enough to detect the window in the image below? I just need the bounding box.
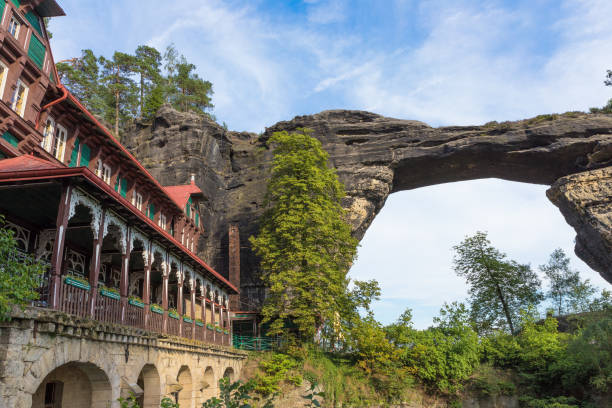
[102,163,112,185]
[132,192,143,211]
[8,15,20,39]
[41,117,54,152]
[50,124,67,161]
[159,213,167,230]
[0,61,8,100]
[10,79,28,117]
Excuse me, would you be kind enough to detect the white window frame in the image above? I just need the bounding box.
[51,124,67,162]
[159,213,167,230]
[11,79,28,117]
[132,191,143,211]
[41,116,55,152]
[8,15,20,39]
[0,61,8,101]
[102,163,112,185]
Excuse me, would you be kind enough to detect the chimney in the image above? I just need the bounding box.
[228,224,241,310]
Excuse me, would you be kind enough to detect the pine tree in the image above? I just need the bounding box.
[99,52,138,137]
[453,232,542,334]
[250,128,358,341]
[134,45,162,119]
[56,49,105,117]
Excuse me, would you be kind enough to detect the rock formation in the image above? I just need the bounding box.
[123,107,612,306]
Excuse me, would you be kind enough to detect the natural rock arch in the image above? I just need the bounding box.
[124,107,612,306]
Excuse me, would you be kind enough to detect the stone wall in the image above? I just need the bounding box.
[0,307,247,408]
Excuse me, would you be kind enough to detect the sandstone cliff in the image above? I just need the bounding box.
[123,107,612,306]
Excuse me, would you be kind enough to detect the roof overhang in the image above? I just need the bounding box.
[0,166,238,294]
[33,0,66,17]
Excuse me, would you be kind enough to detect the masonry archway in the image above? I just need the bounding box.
[201,366,215,400]
[136,364,161,408]
[223,367,235,382]
[31,362,112,408]
[176,365,193,408]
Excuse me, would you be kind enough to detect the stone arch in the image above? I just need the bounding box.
[25,340,121,407]
[136,363,162,408]
[176,365,193,408]
[200,366,216,401]
[223,367,235,382]
[31,362,112,408]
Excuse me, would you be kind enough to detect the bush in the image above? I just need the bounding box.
[254,353,301,397]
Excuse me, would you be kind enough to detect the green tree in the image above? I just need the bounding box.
[0,216,45,320]
[56,49,105,117]
[453,232,542,334]
[134,45,163,119]
[540,249,580,315]
[250,128,358,342]
[99,51,139,137]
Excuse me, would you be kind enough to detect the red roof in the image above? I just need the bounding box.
[0,155,62,172]
[164,180,203,208]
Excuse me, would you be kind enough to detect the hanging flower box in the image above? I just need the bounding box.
[128,297,144,308]
[215,327,223,333]
[223,329,229,335]
[150,304,164,314]
[99,287,120,300]
[169,309,180,319]
[195,319,204,327]
[183,316,193,324]
[206,324,214,330]
[64,275,90,291]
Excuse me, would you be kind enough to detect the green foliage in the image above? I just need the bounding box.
[0,216,45,321]
[118,394,140,408]
[250,128,358,341]
[302,381,324,408]
[453,231,542,334]
[202,377,274,408]
[56,44,214,137]
[518,395,580,408]
[400,302,480,394]
[350,314,397,374]
[254,353,301,397]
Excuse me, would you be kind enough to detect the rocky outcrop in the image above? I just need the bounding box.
[123,107,612,306]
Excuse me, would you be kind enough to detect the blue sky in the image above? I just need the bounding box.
[49,0,612,328]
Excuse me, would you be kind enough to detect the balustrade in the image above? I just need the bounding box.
[125,303,144,329]
[94,290,121,324]
[58,278,90,317]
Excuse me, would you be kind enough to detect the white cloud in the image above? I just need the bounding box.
[306,0,347,25]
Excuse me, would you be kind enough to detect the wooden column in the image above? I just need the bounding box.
[177,273,184,337]
[88,209,106,317]
[211,300,216,343]
[201,296,206,342]
[190,282,196,339]
[120,228,131,324]
[142,241,152,330]
[162,257,169,334]
[49,183,73,309]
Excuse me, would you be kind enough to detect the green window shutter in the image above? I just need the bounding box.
[120,178,128,198]
[148,203,155,220]
[27,34,46,69]
[80,143,91,167]
[10,0,19,7]
[115,174,120,192]
[2,131,18,147]
[0,2,6,22]
[68,138,80,167]
[25,11,42,36]
[195,212,199,227]
[186,196,192,217]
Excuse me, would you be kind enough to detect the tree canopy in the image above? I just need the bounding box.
[57,44,214,138]
[249,128,358,341]
[453,231,542,334]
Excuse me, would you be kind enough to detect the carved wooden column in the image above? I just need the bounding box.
[88,208,106,317]
[201,295,206,342]
[190,280,196,340]
[162,256,169,334]
[120,227,132,324]
[211,298,216,343]
[142,241,152,330]
[49,183,73,309]
[177,267,184,337]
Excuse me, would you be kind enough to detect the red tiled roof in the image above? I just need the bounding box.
[0,154,62,172]
[163,182,203,208]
